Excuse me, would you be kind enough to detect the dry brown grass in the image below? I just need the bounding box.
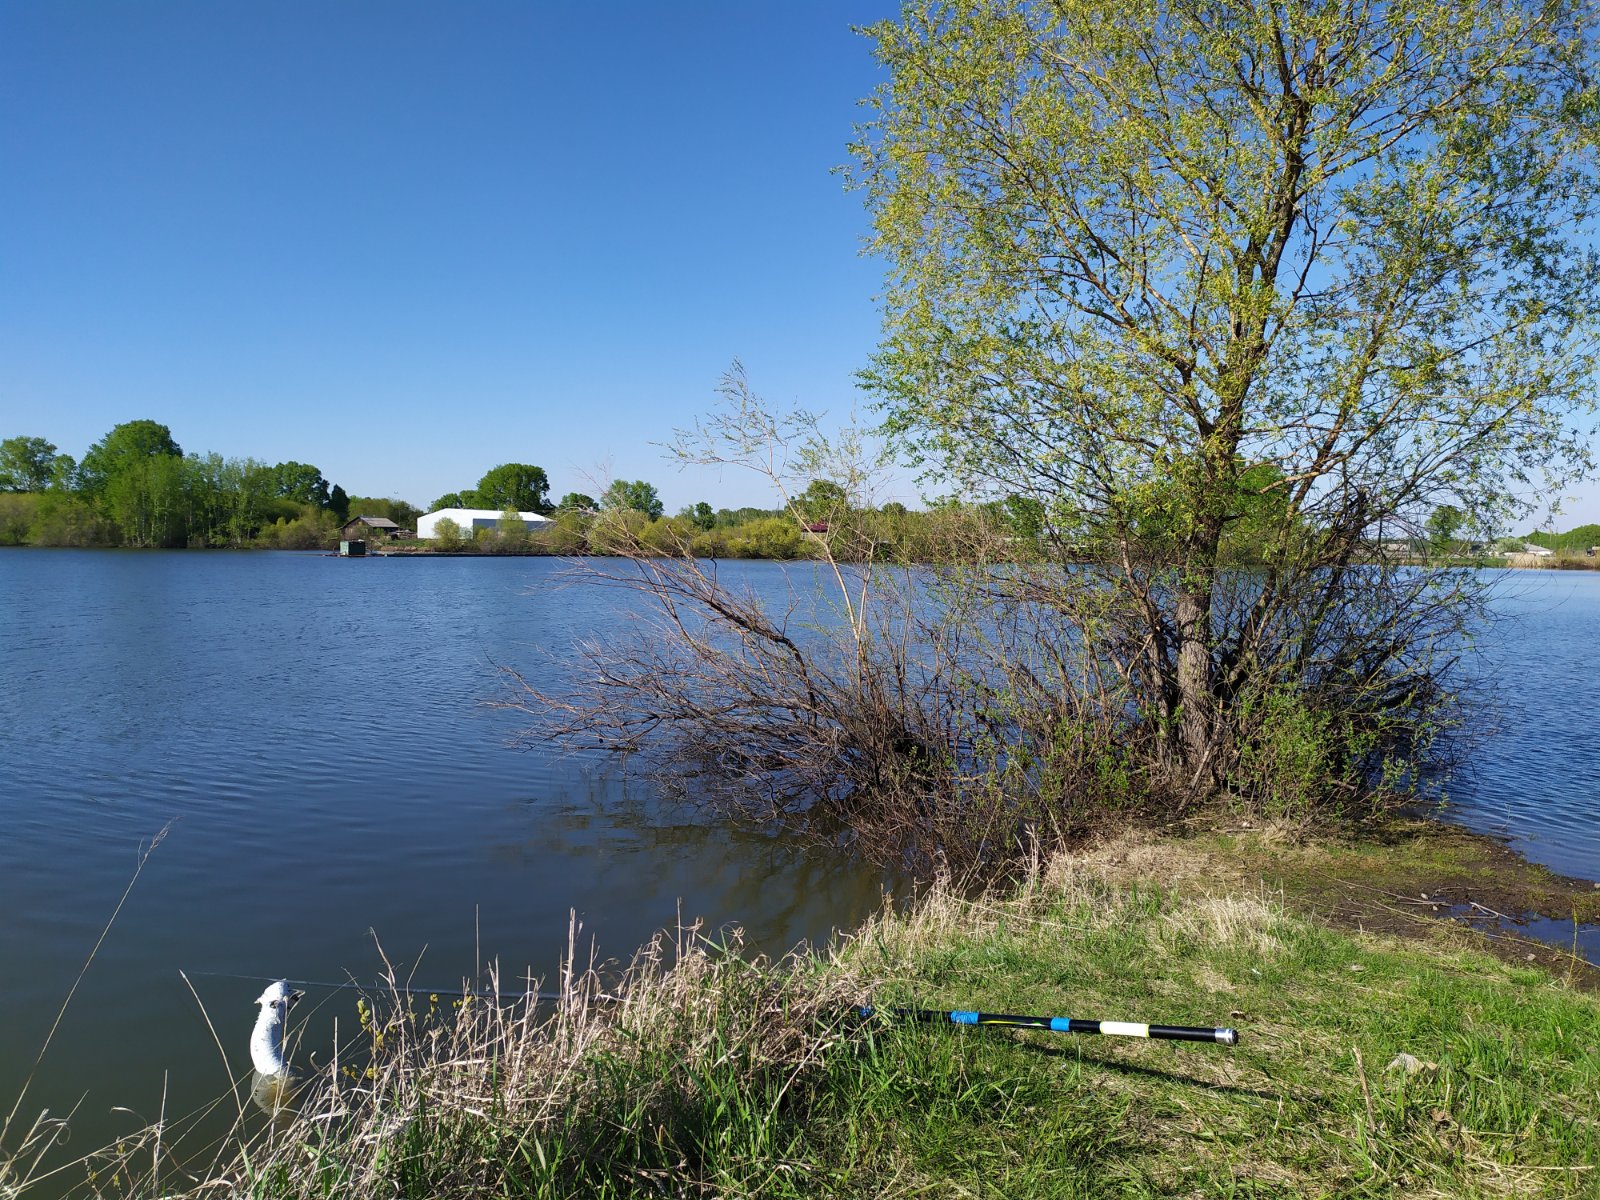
[180,921,875,1199]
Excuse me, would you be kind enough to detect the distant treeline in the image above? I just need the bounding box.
[0,421,1013,560]
[1522,524,1600,553]
[10,421,1594,564]
[412,499,1007,563]
[0,423,414,549]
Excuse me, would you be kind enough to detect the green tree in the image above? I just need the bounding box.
[1427,505,1465,553]
[558,492,597,512]
[641,516,693,555]
[431,516,463,545]
[475,463,551,514]
[213,457,277,545]
[797,479,848,524]
[0,436,59,492]
[545,510,590,553]
[0,494,36,543]
[102,453,188,546]
[268,461,331,508]
[47,453,77,491]
[496,505,530,548]
[1519,523,1600,552]
[714,506,782,528]
[730,516,803,560]
[1001,495,1044,541]
[76,420,182,496]
[431,491,466,511]
[681,501,716,531]
[601,479,664,519]
[26,491,104,545]
[328,485,349,522]
[854,0,1599,795]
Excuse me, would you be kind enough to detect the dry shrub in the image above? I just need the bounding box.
[166,921,873,1200]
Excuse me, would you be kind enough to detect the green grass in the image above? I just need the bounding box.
[827,865,1599,1196]
[12,836,1600,1198]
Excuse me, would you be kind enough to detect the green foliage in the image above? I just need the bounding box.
[714,505,782,528]
[851,0,1600,796]
[1525,523,1600,552]
[101,453,188,547]
[588,508,651,554]
[46,454,76,491]
[557,491,596,512]
[0,493,36,543]
[181,453,280,546]
[75,420,181,496]
[21,491,105,546]
[1427,504,1465,551]
[601,478,664,519]
[267,461,332,508]
[495,505,530,548]
[329,484,350,522]
[682,500,716,531]
[797,478,848,523]
[430,516,463,545]
[1001,494,1044,540]
[474,463,551,514]
[255,507,338,550]
[0,436,59,492]
[641,516,693,555]
[543,511,589,553]
[726,516,803,560]
[1233,687,1347,821]
[430,491,466,511]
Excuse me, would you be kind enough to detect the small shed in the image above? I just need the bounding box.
[339,539,366,557]
[341,516,402,540]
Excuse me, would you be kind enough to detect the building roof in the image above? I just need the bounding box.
[420,507,553,523]
[346,515,401,529]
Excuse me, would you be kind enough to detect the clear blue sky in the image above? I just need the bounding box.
[1,1,899,513]
[3,2,1596,525]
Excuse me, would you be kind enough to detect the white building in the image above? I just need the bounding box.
[417,507,554,539]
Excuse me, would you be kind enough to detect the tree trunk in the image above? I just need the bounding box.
[1174,581,1214,784]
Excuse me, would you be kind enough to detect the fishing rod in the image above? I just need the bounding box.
[859,1006,1239,1046]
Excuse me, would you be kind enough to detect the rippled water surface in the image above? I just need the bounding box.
[0,550,887,1175]
[1445,569,1600,879]
[1,552,1597,1181]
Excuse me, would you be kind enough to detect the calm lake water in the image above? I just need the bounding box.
[1444,569,1600,877]
[0,550,890,1180]
[0,551,1596,1181]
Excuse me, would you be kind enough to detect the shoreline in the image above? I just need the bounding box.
[6,815,1597,1198]
[6,541,1599,570]
[1148,815,1600,985]
[37,817,1598,1198]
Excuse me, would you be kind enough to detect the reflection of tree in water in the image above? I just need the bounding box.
[490,792,899,960]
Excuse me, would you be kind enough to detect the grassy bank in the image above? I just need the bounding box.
[18,830,1596,1199]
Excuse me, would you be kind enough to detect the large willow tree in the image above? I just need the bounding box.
[852,0,1599,802]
